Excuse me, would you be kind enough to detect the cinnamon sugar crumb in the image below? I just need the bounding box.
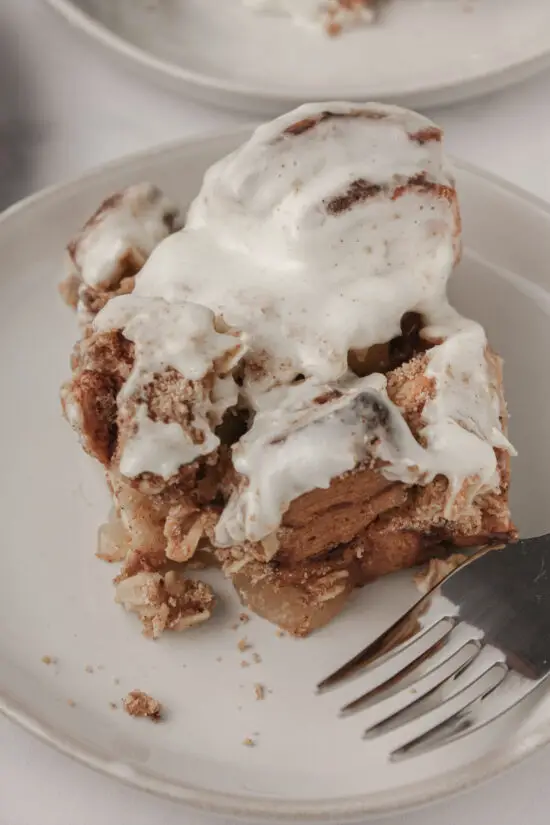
[85,665,94,674]
[276,629,286,638]
[239,613,250,624]
[252,652,262,664]
[41,655,57,665]
[67,699,76,707]
[123,690,163,722]
[242,737,255,747]
[240,660,250,668]
[109,702,118,710]
[254,683,265,701]
[237,638,251,652]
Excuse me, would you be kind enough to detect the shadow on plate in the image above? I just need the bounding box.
[0,7,41,210]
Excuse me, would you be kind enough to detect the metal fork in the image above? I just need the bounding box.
[317,535,550,759]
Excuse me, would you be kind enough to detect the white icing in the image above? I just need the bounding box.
[119,404,219,480]
[95,295,245,397]
[135,102,458,389]
[75,103,513,540]
[94,295,247,478]
[71,183,178,290]
[242,0,375,32]
[216,375,387,545]
[216,318,512,545]
[374,317,513,510]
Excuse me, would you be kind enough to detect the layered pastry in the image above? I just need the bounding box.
[60,102,516,638]
[242,0,383,36]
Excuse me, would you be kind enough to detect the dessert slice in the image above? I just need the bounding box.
[61,102,516,638]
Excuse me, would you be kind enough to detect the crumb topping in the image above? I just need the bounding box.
[123,690,163,721]
[115,569,214,638]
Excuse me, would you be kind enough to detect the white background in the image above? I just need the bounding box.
[2,1,550,822]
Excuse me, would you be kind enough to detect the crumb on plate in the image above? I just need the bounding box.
[123,690,163,722]
[41,655,57,665]
[254,683,265,701]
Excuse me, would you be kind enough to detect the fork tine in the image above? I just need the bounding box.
[317,599,455,693]
[387,661,509,760]
[361,639,483,734]
[316,583,451,694]
[340,625,465,717]
[396,669,550,757]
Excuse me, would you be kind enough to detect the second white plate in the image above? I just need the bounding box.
[2,131,550,821]
[46,0,550,114]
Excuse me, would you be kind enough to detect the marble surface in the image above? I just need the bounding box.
[2,1,550,822]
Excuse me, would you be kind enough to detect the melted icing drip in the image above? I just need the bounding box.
[94,296,247,478]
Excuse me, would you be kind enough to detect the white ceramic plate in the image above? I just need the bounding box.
[45,0,550,115]
[2,131,550,822]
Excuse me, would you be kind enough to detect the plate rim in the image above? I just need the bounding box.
[43,0,550,113]
[2,129,550,820]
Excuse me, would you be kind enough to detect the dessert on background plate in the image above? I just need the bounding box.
[44,1,550,116]
[242,0,384,36]
[60,102,516,639]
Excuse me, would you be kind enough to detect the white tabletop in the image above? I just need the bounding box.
[2,1,550,823]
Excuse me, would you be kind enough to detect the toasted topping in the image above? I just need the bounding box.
[123,690,163,721]
[115,570,214,638]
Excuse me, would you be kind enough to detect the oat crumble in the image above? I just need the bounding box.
[123,690,163,721]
